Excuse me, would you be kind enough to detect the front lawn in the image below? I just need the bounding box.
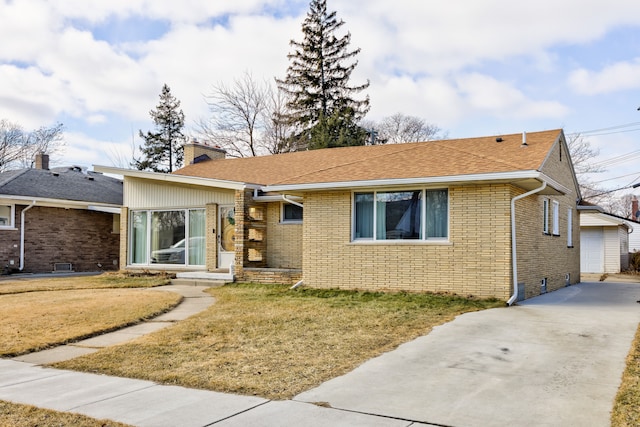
[55,283,504,399]
[0,400,131,427]
[0,275,181,357]
[612,324,640,426]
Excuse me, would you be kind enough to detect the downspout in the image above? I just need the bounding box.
[282,194,303,208]
[508,181,547,306]
[19,201,36,271]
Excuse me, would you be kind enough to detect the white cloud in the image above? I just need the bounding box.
[456,73,570,119]
[568,59,640,95]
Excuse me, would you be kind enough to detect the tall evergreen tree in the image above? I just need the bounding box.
[277,0,369,149]
[134,84,186,173]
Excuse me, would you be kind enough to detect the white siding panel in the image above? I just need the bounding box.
[620,226,629,270]
[125,178,235,209]
[629,227,640,252]
[603,227,619,273]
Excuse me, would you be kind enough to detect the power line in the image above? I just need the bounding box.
[567,121,640,136]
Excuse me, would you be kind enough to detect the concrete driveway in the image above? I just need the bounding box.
[295,281,640,427]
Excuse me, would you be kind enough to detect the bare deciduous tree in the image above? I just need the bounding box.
[0,120,65,171]
[197,72,295,157]
[363,113,444,145]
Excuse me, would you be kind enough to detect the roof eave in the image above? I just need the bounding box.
[263,171,571,195]
[93,165,255,191]
[0,194,122,210]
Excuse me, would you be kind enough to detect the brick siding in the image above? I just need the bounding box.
[1,205,119,274]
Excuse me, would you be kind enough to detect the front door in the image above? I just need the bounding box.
[218,205,236,269]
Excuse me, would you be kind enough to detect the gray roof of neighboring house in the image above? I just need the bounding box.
[0,166,123,205]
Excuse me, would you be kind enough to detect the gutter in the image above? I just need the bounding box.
[19,201,36,271]
[508,181,547,306]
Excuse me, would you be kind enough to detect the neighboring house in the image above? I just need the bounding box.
[628,197,640,252]
[578,204,632,273]
[96,129,581,303]
[0,154,123,274]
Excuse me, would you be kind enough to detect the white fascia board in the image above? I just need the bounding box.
[264,171,570,194]
[93,165,253,191]
[0,194,121,210]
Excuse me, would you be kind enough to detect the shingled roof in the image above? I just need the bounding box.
[0,166,123,205]
[173,129,563,187]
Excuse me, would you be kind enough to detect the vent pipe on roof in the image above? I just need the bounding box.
[522,132,528,146]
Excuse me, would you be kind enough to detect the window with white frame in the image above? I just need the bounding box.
[567,208,573,247]
[552,201,560,236]
[130,208,205,266]
[0,205,14,228]
[353,189,448,241]
[281,202,303,223]
[542,199,550,234]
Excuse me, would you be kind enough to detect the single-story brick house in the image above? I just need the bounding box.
[96,129,581,303]
[0,154,123,274]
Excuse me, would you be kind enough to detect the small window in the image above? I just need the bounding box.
[542,199,550,234]
[552,201,560,236]
[567,208,573,247]
[0,205,14,228]
[282,203,303,223]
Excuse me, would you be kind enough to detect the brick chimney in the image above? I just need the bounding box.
[183,140,226,165]
[35,153,49,170]
[633,196,639,221]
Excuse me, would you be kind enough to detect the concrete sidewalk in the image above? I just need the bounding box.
[1,281,639,426]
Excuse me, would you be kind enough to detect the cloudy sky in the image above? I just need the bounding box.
[1,0,640,192]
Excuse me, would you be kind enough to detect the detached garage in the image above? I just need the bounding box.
[579,205,630,274]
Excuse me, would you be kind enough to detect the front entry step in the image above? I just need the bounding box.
[173,270,234,287]
[171,278,228,287]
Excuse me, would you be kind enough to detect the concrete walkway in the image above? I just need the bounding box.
[13,284,215,365]
[1,280,639,426]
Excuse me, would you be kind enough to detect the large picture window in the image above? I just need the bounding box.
[130,209,205,266]
[353,189,448,241]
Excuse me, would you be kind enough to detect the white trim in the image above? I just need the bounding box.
[88,205,122,214]
[263,171,570,194]
[94,165,251,191]
[0,195,120,211]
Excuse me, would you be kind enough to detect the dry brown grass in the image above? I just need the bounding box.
[0,288,181,356]
[55,283,504,399]
[0,271,172,295]
[612,324,640,426]
[0,400,131,427]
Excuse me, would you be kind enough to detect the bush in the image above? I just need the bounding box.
[629,251,640,272]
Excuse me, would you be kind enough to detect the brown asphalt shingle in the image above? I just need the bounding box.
[173,129,562,186]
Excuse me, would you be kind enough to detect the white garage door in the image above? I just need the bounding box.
[581,228,604,273]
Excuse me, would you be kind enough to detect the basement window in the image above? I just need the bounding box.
[0,205,14,229]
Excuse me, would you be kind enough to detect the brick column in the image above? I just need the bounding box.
[206,203,218,271]
[234,190,246,279]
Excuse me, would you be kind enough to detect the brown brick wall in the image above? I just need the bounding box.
[1,205,119,274]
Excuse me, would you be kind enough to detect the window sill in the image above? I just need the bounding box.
[0,227,17,231]
[279,221,303,225]
[349,239,452,246]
